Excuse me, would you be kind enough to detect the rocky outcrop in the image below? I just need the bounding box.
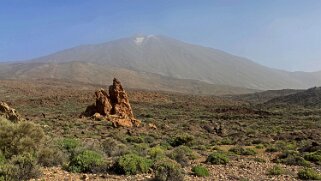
[0,102,22,122]
[95,89,112,116]
[109,78,134,118]
[84,78,141,128]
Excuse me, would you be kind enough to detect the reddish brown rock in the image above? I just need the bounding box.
[112,118,133,128]
[83,78,140,128]
[0,102,21,122]
[109,78,134,118]
[148,123,157,129]
[95,89,112,116]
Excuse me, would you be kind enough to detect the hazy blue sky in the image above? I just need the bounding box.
[1,0,321,71]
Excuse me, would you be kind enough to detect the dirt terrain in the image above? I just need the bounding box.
[0,79,320,181]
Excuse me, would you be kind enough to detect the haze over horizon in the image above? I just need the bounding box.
[1,0,321,72]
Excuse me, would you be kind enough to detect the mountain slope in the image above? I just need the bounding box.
[29,35,321,90]
[1,35,321,91]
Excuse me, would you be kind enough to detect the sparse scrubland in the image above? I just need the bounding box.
[0,79,320,180]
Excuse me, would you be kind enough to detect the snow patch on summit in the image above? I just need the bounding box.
[134,37,145,45]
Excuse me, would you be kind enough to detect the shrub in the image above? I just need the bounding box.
[266,141,297,153]
[275,151,310,166]
[0,152,5,165]
[229,146,256,156]
[304,150,321,165]
[0,119,44,180]
[297,168,321,180]
[58,138,80,153]
[0,153,40,181]
[169,134,194,147]
[114,153,152,175]
[255,144,265,149]
[153,157,184,181]
[219,138,234,145]
[132,143,149,156]
[206,152,229,165]
[275,141,297,151]
[266,146,279,153]
[144,135,156,144]
[267,165,284,175]
[101,138,128,157]
[68,150,105,173]
[191,165,209,177]
[126,136,144,143]
[0,119,45,158]
[149,146,165,159]
[38,146,66,167]
[168,146,197,167]
[267,141,297,153]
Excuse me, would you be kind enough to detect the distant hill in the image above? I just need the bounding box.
[230,89,303,104]
[0,35,321,93]
[0,61,256,95]
[265,87,321,107]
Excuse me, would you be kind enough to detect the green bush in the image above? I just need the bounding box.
[114,153,152,175]
[206,152,229,165]
[168,146,197,167]
[275,141,297,151]
[0,153,40,181]
[229,146,256,156]
[0,119,45,180]
[101,138,128,157]
[266,141,296,153]
[0,152,5,165]
[304,150,321,165]
[255,144,265,149]
[297,168,321,180]
[153,157,184,181]
[68,150,105,173]
[266,146,279,153]
[132,143,149,156]
[219,138,234,145]
[275,151,310,166]
[38,146,66,167]
[191,165,209,177]
[0,119,45,158]
[169,134,194,147]
[58,138,80,153]
[149,146,165,159]
[267,165,284,175]
[126,136,144,143]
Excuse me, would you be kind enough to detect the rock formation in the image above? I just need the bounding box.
[0,102,21,122]
[84,78,141,128]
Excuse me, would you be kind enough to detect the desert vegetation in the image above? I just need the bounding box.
[0,79,320,180]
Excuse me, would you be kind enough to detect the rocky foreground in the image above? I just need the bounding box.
[31,152,314,181]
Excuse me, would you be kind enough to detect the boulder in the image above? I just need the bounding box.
[148,123,157,129]
[0,102,21,122]
[93,113,104,121]
[112,118,134,128]
[83,78,140,128]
